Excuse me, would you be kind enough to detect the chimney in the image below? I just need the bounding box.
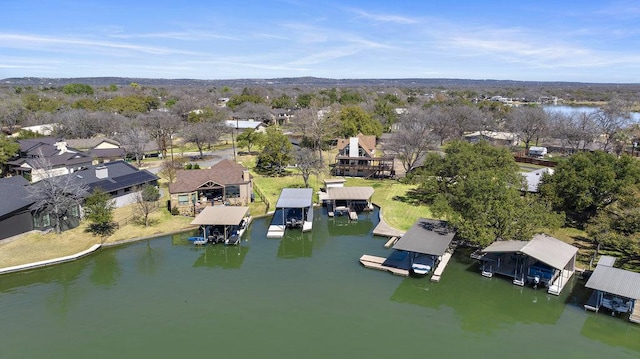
[349,137,359,157]
[96,166,108,179]
[54,141,67,154]
[242,169,250,182]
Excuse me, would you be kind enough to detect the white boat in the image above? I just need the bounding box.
[410,263,431,277]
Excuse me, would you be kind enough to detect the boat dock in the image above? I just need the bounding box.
[630,305,640,324]
[359,255,408,277]
[384,236,399,248]
[430,252,452,282]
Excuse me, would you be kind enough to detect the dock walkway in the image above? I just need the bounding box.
[431,252,452,282]
[630,305,640,324]
[359,255,408,277]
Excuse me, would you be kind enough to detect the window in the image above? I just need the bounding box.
[178,194,189,205]
[226,185,240,198]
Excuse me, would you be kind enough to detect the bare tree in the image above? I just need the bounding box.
[385,106,437,172]
[159,159,184,184]
[594,98,632,152]
[549,111,597,152]
[183,107,229,158]
[294,147,323,188]
[141,111,182,160]
[0,99,25,134]
[121,120,150,166]
[290,107,340,165]
[443,104,485,140]
[506,106,549,152]
[134,185,160,227]
[27,150,88,234]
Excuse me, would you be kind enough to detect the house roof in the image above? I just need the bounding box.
[392,218,456,256]
[191,206,249,226]
[326,186,374,201]
[70,160,158,194]
[585,264,640,300]
[90,148,126,158]
[226,120,264,130]
[12,138,93,169]
[482,234,578,270]
[275,188,313,208]
[0,176,32,217]
[521,167,553,192]
[464,131,518,141]
[336,133,377,157]
[169,159,250,194]
[66,137,120,150]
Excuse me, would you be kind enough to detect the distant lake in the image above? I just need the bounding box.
[544,105,640,122]
[1,208,639,358]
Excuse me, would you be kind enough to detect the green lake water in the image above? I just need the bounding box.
[1,208,639,358]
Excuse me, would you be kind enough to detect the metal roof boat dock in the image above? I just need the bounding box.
[267,188,314,238]
[360,218,457,281]
[584,256,640,323]
[323,186,374,220]
[190,206,250,245]
[472,234,578,295]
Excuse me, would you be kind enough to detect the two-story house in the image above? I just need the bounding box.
[333,133,394,178]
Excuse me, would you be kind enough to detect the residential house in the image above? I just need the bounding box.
[0,160,160,239]
[169,159,253,216]
[7,138,93,182]
[66,137,126,164]
[333,133,394,178]
[70,160,159,208]
[0,176,34,240]
[464,131,520,147]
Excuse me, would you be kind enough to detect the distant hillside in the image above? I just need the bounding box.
[2,76,639,89]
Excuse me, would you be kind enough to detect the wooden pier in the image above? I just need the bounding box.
[384,236,399,248]
[359,255,408,277]
[630,305,640,324]
[430,252,452,282]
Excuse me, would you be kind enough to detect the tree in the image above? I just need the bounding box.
[27,152,88,234]
[256,127,293,175]
[384,106,437,172]
[0,99,26,134]
[594,98,632,152]
[84,189,116,238]
[539,151,640,225]
[548,111,597,152]
[270,94,294,109]
[420,141,561,246]
[236,128,265,154]
[338,106,383,138]
[135,185,160,227]
[586,187,640,259]
[183,107,229,158]
[291,107,340,165]
[122,121,150,167]
[295,147,323,188]
[0,134,19,175]
[159,160,183,184]
[141,111,182,160]
[506,106,549,152]
[62,83,94,96]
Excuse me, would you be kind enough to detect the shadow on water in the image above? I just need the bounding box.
[277,230,313,259]
[192,244,249,269]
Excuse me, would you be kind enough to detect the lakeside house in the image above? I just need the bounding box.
[169,159,253,216]
[333,133,394,178]
[0,160,158,239]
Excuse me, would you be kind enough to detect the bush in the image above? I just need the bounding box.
[171,206,180,215]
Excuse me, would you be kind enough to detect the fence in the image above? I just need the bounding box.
[252,183,270,213]
[513,155,558,167]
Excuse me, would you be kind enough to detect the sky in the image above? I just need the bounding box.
[1,0,640,83]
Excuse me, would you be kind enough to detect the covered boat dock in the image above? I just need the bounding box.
[267,188,314,238]
[361,218,456,281]
[324,186,374,220]
[584,256,640,323]
[473,234,578,295]
[190,206,250,245]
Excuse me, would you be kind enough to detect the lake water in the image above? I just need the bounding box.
[1,208,639,358]
[544,105,640,122]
